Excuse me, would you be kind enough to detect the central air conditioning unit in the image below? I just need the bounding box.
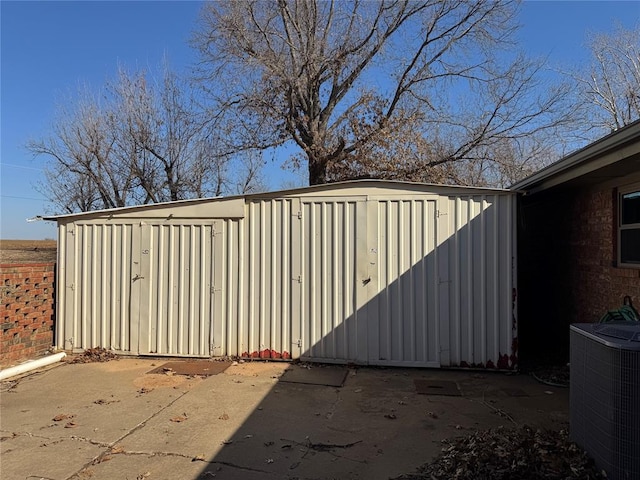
[570,322,640,480]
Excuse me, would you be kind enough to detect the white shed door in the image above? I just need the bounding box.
[299,198,445,367]
[299,198,368,363]
[367,199,443,367]
[134,223,214,357]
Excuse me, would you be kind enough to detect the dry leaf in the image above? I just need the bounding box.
[53,413,74,422]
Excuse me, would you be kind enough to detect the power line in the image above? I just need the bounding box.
[0,163,43,171]
[0,195,49,201]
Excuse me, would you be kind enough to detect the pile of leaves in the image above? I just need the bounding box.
[395,426,603,480]
[68,348,118,364]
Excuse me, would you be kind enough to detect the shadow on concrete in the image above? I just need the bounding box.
[193,198,521,479]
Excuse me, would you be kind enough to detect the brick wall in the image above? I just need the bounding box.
[519,185,640,366]
[569,188,640,321]
[0,263,55,367]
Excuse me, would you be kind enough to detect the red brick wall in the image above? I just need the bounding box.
[569,188,640,321]
[0,263,55,367]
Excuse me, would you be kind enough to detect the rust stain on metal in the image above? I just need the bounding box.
[240,350,291,360]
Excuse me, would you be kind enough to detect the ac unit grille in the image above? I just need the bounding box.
[570,324,640,480]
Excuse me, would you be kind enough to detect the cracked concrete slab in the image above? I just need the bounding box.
[0,432,104,480]
[0,359,569,480]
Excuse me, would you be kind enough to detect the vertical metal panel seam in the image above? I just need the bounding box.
[200,225,207,355]
[56,224,66,349]
[285,200,291,356]
[453,198,461,363]
[397,201,404,360]
[157,227,165,353]
[467,200,475,363]
[248,204,255,355]
[309,203,316,353]
[90,225,97,347]
[409,200,417,361]
[493,198,500,363]
[422,199,429,363]
[260,201,266,353]
[178,226,186,354]
[167,226,175,353]
[321,202,328,356]
[343,202,350,357]
[110,225,117,349]
[237,216,245,356]
[100,226,107,347]
[271,200,277,355]
[188,226,196,355]
[480,197,487,363]
[221,220,227,355]
[73,223,79,350]
[332,203,339,357]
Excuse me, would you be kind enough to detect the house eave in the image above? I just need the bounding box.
[510,120,640,194]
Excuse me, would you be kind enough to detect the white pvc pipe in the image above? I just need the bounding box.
[0,352,67,381]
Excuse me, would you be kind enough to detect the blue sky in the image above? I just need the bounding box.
[1,1,639,239]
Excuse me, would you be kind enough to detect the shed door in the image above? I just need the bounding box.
[367,198,444,367]
[299,198,368,363]
[134,222,214,357]
[298,197,445,367]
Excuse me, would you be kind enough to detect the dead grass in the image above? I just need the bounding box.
[0,239,57,264]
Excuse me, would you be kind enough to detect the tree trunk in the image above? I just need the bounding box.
[308,157,328,185]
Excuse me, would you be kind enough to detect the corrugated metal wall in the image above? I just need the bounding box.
[137,222,214,356]
[211,199,299,359]
[440,195,515,368]
[299,199,365,363]
[56,222,215,356]
[368,198,441,367]
[57,223,136,353]
[55,185,517,368]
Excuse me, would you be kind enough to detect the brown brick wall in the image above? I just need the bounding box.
[0,263,55,367]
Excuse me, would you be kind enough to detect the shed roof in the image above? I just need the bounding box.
[41,179,511,222]
[511,119,640,194]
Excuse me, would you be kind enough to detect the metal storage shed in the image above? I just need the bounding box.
[45,180,517,369]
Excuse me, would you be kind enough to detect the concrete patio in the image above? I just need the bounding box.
[0,359,568,480]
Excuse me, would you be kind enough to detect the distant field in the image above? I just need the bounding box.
[0,239,57,264]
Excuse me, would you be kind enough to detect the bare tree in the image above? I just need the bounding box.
[30,89,136,210]
[29,65,264,213]
[194,0,572,186]
[572,24,640,135]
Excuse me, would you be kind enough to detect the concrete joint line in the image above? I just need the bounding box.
[1,430,54,442]
[210,460,272,474]
[469,396,518,426]
[90,449,273,475]
[326,388,342,419]
[65,390,191,480]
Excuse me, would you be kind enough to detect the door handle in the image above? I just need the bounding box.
[133,274,144,281]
